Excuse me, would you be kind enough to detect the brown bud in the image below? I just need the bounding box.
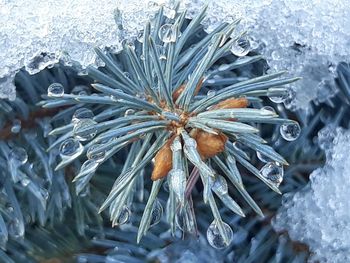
[211,97,248,110]
[172,78,204,102]
[151,137,174,181]
[192,129,228,159]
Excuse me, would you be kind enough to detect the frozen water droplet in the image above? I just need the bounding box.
[11,119,21,133]
[117,205,130,225]
[169,169,186,204]
[261,106,276,114]
[164,6,176,19]
[80,159,99,174]
[87,144,105,163]
[47,83,64,97]
[8,218,24,239]
[175,205,195,233]
[73,119,98,141]
[170,139,182,152]
[72,85,90,96]
[260,162,284,187]
[157,45,167,60]
[212,175,228,195]
[59,138,83,159]
[124,109,135,116]
[9,147,28,165]
[207,220,233,249]
[20,177,30,187]
[207,90,216,98]
[158,24,177,43]
[72,108,94,123]
[150,199,163,227]
[123,72,130,79]
[231,36,251,57]
[267,88,289,103]
[137,30,144,43]
[256,151,272,163]
[280,122,301,141]
[184,137,197,148]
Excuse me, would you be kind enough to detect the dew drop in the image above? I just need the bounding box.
[175,205,195,233]
[80,159,99,174]
[11,119,21,133]
[280,122,301,141]
[47,83,64,97]
[73,119,98,141]
[158,24,177,43]
[261,106,276,114]
[9,147,28,165]
[164,6,176,19]
[137,30,144,43]
[20,177,31,187]
[207,90,216,98]
[123,72,131,79]
[59,138,83,159]
[117,205,131,225]
[8,218,24,239]
[207,220,233,249]
[87,144,105,163]
[72,108,94,123]
[267,88,289,103]
[71,85,90,96]
[212,175,228,195]
[150,199,163,227]
[260,162,284,187]
[230,36,251,57]
[157,45,167,60]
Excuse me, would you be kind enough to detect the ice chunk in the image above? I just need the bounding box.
[274,127,350,263]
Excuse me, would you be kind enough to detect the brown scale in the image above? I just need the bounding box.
[151,79,249,181]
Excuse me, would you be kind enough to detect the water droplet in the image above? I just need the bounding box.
[20,177,30,187]
[212,175,228,195]
[72,85,90,96]
[150,199,163,227]
[117,205,130,225]
[137,30,144,43]
[11,119,21,133]
[72,108,94,123]
[260,162,284,186]
[175,205,196,233]
[87,144,105,162]
[47,83,64,97]
[164,7,176,19]
[207,220,233,249]
[256,151,272,163]
[59,138,83,159]
[157,45,167,60]
[158,24,177,43]
[170,139,182,152]
[80,159,99,174]
[261,106,276,114]
[123,72,131,79]
[230,36,251,57]
[73,119,98,141]
[280,122,301,141]
[169,169,186,203]
[184,137,197,148]
[207,90,216,98]
[124,109,135,117]
[267,88,289,103]
[9,147,28,165]
[8,218,24,238]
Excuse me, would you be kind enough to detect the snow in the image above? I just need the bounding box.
[273,127,350,263]
[1,0,350,108]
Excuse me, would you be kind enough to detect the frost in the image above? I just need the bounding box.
[1,0,350,109]
[273,127,350,263]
